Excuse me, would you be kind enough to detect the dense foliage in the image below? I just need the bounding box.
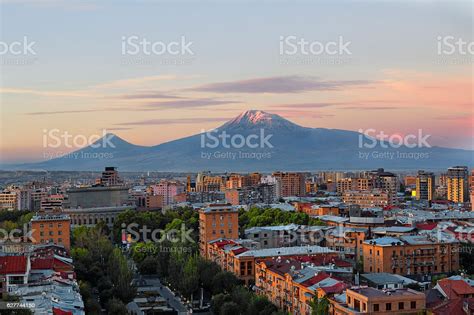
[71,225,136,314]
[238,207,325,231]
[0,210,33,234]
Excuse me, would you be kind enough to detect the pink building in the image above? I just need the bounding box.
[151,180,185,206]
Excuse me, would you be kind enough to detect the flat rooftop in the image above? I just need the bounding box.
[349,287,423,298]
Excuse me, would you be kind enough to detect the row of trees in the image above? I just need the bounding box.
[71,224,135,314]
[238,207,325,231]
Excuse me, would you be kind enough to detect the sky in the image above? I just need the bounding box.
[0,0,473,163]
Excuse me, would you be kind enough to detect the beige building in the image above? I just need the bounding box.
[330,287,425,314]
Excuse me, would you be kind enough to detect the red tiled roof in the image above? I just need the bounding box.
[53,307,73,315]
[214,240,236,248]
[232,247,248,255]
[431,298,468,315]
[31,257,72,271]
[0,256,27,274]
[416,222,438,230]
[320,282,347,294]
[438,279,474,299]
[301,273,330,287]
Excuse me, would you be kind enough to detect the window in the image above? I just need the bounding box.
[411,301,416,309]
[377,250,380,256]
[58,223,62,228]
[40,224,44,228]
[399,302,404,310]
[369,249,372,254]
[386,303,391,311]
[49,231,53,236]
[40,232,44,236]
[58,238,62,243]
[58,231,62,235]
[373,304,379,311]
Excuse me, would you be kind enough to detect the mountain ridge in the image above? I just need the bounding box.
[4,110,473,171]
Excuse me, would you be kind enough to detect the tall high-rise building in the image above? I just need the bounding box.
[199,204,239,257]
[416,171,435,201]
[446,166,469,203]
[272,172,306,197]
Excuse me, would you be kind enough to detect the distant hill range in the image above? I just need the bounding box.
[7,110,473,172]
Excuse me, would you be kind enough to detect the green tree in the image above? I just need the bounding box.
[106,297,128,315]
[220,301,240,315]
[108,248,136,303]
[212,271,240,294]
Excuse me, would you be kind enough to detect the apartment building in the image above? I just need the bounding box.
[255,259,347,315]
[446,166,469,203]
[362,235,459,277]
[0,190,18,210]
[416,170,435,201]
[206,239,337,285]
[272,172,306,197]
[329,287,425,314]
[342,189,391,208]
[199,203,239,257]
[30,213,71,251]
